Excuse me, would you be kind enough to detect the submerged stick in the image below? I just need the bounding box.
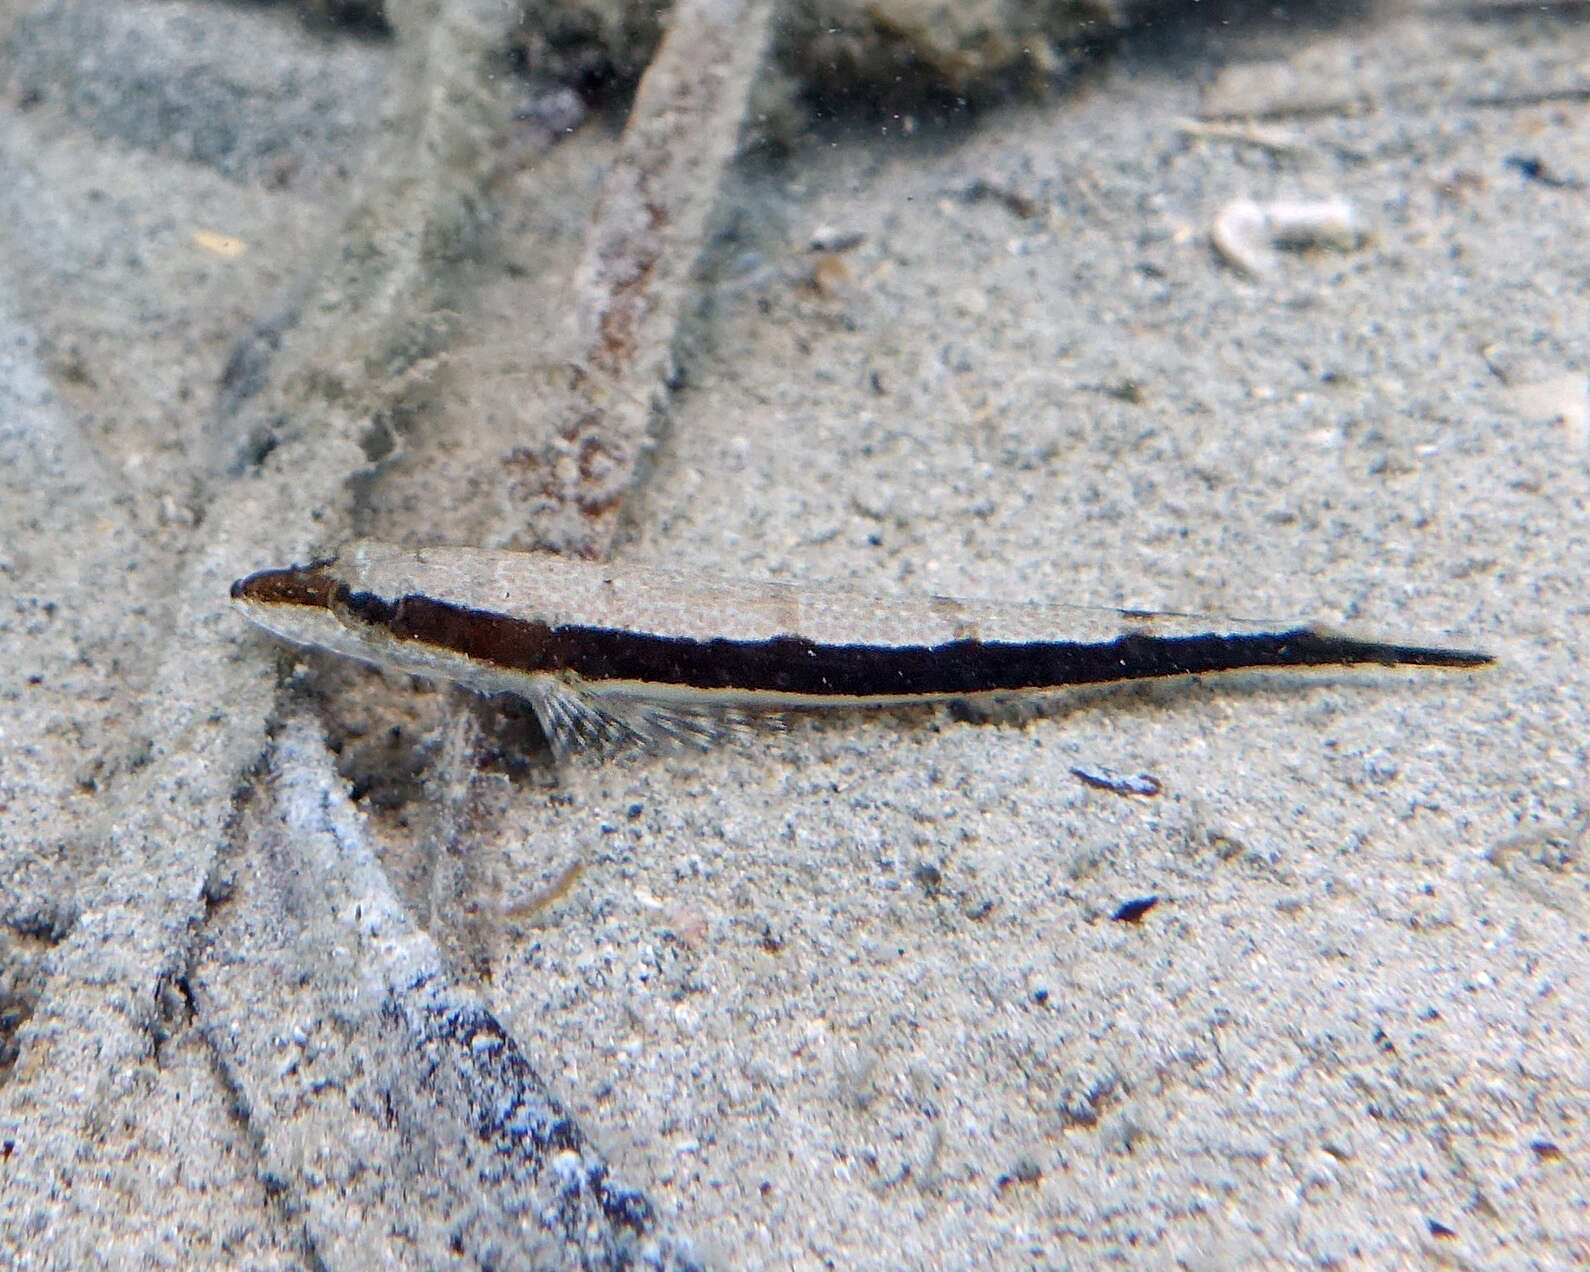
[498,0,777,556]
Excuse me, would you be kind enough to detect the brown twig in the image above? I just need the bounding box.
[494,0,777,557]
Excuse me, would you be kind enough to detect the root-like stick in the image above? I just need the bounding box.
[495,0,777,556]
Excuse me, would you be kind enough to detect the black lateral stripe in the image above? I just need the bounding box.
[367,593,1492,696]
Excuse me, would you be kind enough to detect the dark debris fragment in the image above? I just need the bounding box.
[1111,896,1159,923]
[1071,767,1161,797]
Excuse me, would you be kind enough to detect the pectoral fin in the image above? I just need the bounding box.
[522,675,763,760]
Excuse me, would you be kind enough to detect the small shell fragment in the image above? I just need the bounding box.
[809,224,866,253]
[191,229,248,259]
[1212,197,1366,277]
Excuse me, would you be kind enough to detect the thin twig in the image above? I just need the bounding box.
[194,717,703,1271]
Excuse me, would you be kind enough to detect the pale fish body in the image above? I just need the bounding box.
[231,540,1493,758]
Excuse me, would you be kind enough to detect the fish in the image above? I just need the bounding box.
[231,540,1494,759]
